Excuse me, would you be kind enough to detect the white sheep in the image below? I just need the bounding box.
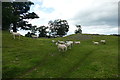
[65,42,72,49]
[52,40,55,43]
[74,41,80,44]
[58,40,65,44]
[65,41,73,49]
[68,41,74,45]
[93,41,99,45]
[100,40,106,44]
[31,35,38,38]
[55,42,58,45]
[57,44,67,52]
[11,32,21,39]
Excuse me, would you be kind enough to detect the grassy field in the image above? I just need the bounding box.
[2,31,119,78]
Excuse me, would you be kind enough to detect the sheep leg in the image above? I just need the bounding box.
[13,35,15,39]
[65,47,67,51]
[69,46,71,49]
[70,45,71,49]
[62,48,64,52]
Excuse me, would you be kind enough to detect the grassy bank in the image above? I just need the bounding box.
[2,31,119,78]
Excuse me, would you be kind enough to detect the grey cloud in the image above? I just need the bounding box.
[72,2,118,27]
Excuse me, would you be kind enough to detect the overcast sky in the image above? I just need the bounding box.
[26,0,119,35]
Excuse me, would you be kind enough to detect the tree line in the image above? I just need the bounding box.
[2,1,82,38]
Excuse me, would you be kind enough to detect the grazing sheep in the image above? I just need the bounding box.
[65,42,72,49]
[74,41,80,44]
[65,41,73,49]
[93,41,99,45]
[57,44,67,52]
[100,40,106,44]
[68,41,74,46]
[58,40,65,44]
[11,32,21,39]
[52,40,55,43]
[31,35,38,38]
[55,42,58,45]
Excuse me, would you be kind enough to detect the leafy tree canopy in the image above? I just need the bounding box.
[75,25,82,34]
[2,1,39,32]
[48,19,69,37]
[37,26,48,37]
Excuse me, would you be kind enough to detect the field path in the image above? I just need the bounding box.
[17,53,50,78]
[60,50,96,77]
[18,47,97,78]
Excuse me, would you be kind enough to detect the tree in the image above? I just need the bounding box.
[48,19,69,37]
[25,32,36,38]
[2,2,13,30]
[37,26,48,37]
[25,32,31,37]
[30,25,37,34]
[75,25,82,34]
[12,2,39,32]
[2,1,39,32]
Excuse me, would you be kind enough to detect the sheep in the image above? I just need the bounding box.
[100,40,106,44]
[74,41,80,44]
[57,44,67,52]
[58,40,65,44]
[68,41,74,45]
[52,40,55,43]
[92,41,99,45]
[65,41,73,49]
[55,42,58,45]
[11,32,21,39]
[31,35,38,38]
[65,42,72,49]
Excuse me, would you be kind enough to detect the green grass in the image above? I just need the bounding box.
[2,31,119,78]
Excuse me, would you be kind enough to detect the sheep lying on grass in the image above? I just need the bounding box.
[55,42,58,45]
[52,40,55,43]
[74,41,80,44]
[93,41,99,45]
[100,40,106,44]
[31,35,38,38]
[11,32,21,39]
[57,44,67,52]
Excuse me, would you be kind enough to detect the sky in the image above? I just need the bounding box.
[22,0,119,35]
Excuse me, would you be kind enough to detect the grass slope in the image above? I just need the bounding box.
[2,31,119,78]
